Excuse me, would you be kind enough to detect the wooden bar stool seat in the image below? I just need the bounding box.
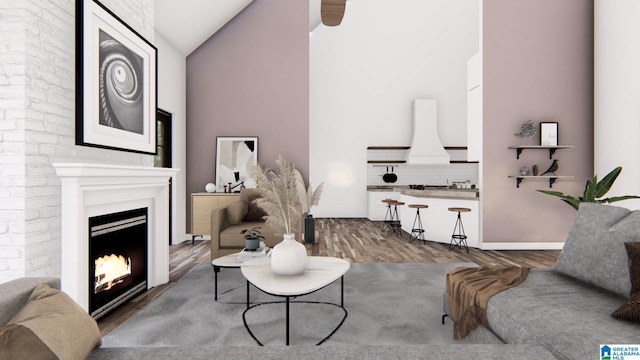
[448,207,471,253]
[408,204,428,243]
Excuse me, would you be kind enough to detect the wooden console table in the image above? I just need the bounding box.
[191,193,239,244]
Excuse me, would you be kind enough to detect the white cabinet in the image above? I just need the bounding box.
[399,195,479,249]
[467,52,482,162]
[367,191,400,221]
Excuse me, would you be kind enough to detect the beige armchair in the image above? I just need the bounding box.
[210,188,304,261]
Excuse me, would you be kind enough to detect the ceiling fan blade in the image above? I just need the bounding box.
[321,0,347,26]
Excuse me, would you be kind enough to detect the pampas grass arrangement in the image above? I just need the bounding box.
[294,169,324,215]
[248,156,301,235]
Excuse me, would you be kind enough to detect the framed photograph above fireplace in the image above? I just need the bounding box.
[76,0,157,154]
[216,137,258,192]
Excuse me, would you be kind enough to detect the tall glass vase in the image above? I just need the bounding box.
[271,233,307,276]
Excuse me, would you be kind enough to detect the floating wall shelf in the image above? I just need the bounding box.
[508,175,574,188]
[508,145,574,159]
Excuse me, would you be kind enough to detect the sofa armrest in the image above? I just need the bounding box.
[0,277,60,326]
[211,207,231,261]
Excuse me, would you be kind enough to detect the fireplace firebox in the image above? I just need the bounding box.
[89,207,148,319]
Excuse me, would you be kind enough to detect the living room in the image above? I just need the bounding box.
[1,0,640,358]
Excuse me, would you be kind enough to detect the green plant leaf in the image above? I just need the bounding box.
[595,166,622,198]
[583,178,597,202]
[536,190,565,198]
[604,195,640,204]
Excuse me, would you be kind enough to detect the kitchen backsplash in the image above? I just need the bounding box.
[367,147,479,187]
[367,162,479,187]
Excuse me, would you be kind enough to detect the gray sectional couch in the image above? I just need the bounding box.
[444,202,640,360]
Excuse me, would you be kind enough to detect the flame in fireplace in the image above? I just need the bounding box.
[95,254,131,293]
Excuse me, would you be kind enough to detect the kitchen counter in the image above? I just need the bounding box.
[367,185,479,200]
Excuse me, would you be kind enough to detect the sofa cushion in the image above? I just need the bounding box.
[485,269,640,360]
[553,203,640,297]
[612,242,640,322]
[0,323,58,360]
[227,201,248,225]
[7,283,102,360]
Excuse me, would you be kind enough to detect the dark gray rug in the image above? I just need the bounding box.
[102,262,475,347]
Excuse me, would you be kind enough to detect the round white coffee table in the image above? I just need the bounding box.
[211,252,242,301]
[240,256,350,345]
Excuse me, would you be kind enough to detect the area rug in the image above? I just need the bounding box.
[102,262,475,347]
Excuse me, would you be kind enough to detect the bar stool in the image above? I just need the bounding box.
[381,199,395,233]
[387,200,404,238]
[408,204,428,243]
[448,207,470,253]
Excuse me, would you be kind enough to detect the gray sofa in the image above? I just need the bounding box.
[444,202,640,360]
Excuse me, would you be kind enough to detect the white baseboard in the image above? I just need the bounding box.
[480,242,565,250]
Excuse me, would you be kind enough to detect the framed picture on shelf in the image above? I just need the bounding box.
[540,122,558,146]
[216,137,258,192]
[76,0,157,154]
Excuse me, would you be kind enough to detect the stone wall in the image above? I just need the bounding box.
[0,0,154,283]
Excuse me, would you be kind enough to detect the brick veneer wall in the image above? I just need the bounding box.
[0,0,154,283]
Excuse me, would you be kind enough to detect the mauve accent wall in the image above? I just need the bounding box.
[482,0,594,244]
[185,0,309,232]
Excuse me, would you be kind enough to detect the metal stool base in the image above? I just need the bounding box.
[449,212,469,253]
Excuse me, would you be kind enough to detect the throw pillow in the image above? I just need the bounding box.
[612,293,640,323]
[626,242,640,294]
[227,201,248,225]
[553,203,640,298]
[0,324,57,360]
[612,242,640,323]
[7,283,102,359]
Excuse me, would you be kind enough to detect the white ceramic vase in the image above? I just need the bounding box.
[271,233,307,276]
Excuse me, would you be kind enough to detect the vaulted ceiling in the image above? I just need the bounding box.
[154,0,328,56]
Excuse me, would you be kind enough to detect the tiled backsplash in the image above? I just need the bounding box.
[366,148,478,187]
[367,163,479,187]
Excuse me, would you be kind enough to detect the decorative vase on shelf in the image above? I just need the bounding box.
[271,233,307,276]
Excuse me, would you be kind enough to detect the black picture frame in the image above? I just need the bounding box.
[76,0,157,154]
[540,122,558,146]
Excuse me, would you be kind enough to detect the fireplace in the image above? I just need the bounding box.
[54,163,178,314]
[89,208,148,319]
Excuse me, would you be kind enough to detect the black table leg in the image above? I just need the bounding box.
[286,296,290,346]
[213,265,220,301]
[246,280,250,309]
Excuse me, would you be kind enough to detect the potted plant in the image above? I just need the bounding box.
[294,169,324,244]
[537,166,640,210]
[249,156,306,275]
[515,119,536,145]
[241,227,264,251]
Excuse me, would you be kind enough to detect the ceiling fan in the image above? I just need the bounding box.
[321,0,347,26]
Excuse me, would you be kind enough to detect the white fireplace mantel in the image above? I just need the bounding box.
[54,163,179,311]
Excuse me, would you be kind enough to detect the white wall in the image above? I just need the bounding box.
[595,0,640,210]
[0,0,154,283]
[310,0,479,217]
[155,32,188,244]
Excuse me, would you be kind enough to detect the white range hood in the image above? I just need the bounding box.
[407,99,450,165]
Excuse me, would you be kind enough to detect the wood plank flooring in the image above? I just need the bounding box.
[97,218,560,336]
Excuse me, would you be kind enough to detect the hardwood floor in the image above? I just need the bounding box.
[97,218,560,335]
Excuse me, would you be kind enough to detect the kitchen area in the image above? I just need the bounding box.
[366,99,480,249]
